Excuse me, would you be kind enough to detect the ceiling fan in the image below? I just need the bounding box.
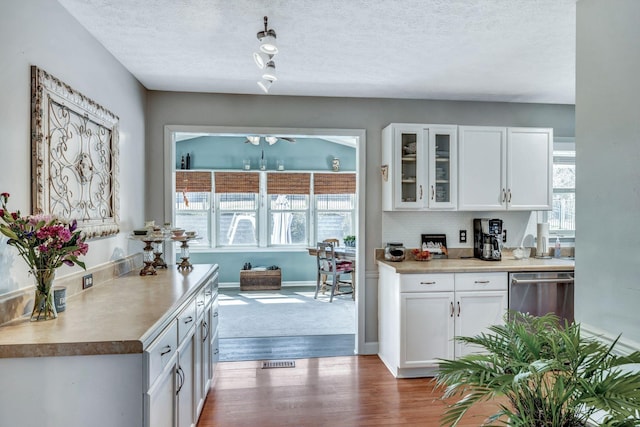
[244,136,297,146]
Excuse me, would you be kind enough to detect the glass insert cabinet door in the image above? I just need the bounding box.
[395,127,426,209]
[428,126,458,209]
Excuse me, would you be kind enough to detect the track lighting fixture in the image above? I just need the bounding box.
[254,16,279,94]
[256,16,278,54]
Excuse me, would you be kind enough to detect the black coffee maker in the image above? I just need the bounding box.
[473,218,503,261]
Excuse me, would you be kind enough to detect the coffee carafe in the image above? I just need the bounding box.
[473,218,503,261]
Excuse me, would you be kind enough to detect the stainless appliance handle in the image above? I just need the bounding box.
[511,277,574,285]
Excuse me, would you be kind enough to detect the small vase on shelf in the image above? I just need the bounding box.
[30,268,57,321]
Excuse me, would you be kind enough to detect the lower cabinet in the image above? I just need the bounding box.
[378,265,507,378]
[145,269,219,427]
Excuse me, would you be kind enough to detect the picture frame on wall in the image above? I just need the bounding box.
[31,66,120,238]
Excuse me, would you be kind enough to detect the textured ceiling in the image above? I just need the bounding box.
[57,0,576,104]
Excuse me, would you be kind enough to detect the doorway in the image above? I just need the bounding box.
[163,125,366,361]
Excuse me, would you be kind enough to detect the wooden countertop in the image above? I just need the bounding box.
[377,257,574,274]
[0,264,217,359]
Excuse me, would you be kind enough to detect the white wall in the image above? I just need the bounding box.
[0,1,146,293]
[146,92,574,346]
[575,0,640,346]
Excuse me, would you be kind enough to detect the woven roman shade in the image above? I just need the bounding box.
[314,173,356,194]
[214,172,259,193]
[175,171,212,192]
[267,173,311,194]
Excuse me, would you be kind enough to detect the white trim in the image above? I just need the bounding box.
[581,323,640,356]
[165,125,367,356]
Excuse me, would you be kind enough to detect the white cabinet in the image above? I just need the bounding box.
[145,268,220,427]
[378,264,507,378]
[382,123,458,211]
[458,126,552,210]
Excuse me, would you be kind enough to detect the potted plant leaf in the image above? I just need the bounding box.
[343,235,356,247]
[436,312,640,427]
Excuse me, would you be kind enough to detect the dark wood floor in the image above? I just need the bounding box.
[219,334,356,361]
[197,355,502,427]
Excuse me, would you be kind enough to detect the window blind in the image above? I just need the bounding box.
[314,173,356,194]
[267,173,311,194]
[214,172,260,193]
[175,171,212,192]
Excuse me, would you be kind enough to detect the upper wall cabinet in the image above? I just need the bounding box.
[382,124,458,211]
[458,126,553,211]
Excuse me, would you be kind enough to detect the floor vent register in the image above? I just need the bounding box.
[261,360,296,369]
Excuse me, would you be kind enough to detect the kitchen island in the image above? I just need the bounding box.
[377,256,574,378]
[0,264,219,427]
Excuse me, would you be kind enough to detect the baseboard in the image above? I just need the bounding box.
[221,281,316,288]
[358,341,379,355]
[581,323,640,356]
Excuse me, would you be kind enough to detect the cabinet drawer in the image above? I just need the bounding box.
[400,274,454,293]
[455,272,507,291]
[210,297,219,335]
[177,298,197,344]
[195,287,207,320]
[145,320,178,389]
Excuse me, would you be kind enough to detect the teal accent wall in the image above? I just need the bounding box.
[176,135,356,171]
[188,251,318,284]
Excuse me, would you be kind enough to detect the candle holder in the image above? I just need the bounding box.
[140,239,157,276]
[152,239,168,269]
[174,235,201,272]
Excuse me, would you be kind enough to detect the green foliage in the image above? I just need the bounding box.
[436,312,640,427]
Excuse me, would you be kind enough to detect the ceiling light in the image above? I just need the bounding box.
[265,136,278,145]
[257,79,273,94]
[257,16,278,54]
[262,61,277,81]
[253,52,272,69]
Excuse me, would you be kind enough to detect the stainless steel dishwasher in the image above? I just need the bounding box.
[509,271,575,324]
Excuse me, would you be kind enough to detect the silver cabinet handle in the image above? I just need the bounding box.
[419,185,423,200]
[474,280,490,284]
[176,366,185,395]
[420,281,436,285]
[197,301,205,306]
[431,185,435,200]
[202,320,209,342]
[205,291,212,296]
[160,345,172,356]
[449,302,454,317]
[183,316,193,324]
[507,189,512,203]
[457,301,461,317]
[213,311,219,318]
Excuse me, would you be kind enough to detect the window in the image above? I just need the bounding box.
[549,148,575,236]
[314,173,356,242]
[174,171,356,249]
[215,172,259,246]
[175,171,212,246]
[267,173,310,246]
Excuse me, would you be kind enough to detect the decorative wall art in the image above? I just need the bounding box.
[31,66,120,238]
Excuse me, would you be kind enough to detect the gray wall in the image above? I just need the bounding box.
[576,0,640,345]
[0,1,146,294]
[146,92,574,346]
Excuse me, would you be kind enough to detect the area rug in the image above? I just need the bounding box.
[218,286,356,338]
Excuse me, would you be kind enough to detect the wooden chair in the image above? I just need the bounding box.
[315,241,353,302]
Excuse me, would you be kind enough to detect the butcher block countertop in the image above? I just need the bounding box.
[377,256,574,274]
[0,264,217,359]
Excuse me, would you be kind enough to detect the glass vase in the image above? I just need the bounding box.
[30,268,57,321]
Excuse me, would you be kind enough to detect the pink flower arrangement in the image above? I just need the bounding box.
[0,193,88,272]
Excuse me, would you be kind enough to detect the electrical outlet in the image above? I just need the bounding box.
[502,229,507,243]
[459,229,467,243]
[82,273,93,290]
